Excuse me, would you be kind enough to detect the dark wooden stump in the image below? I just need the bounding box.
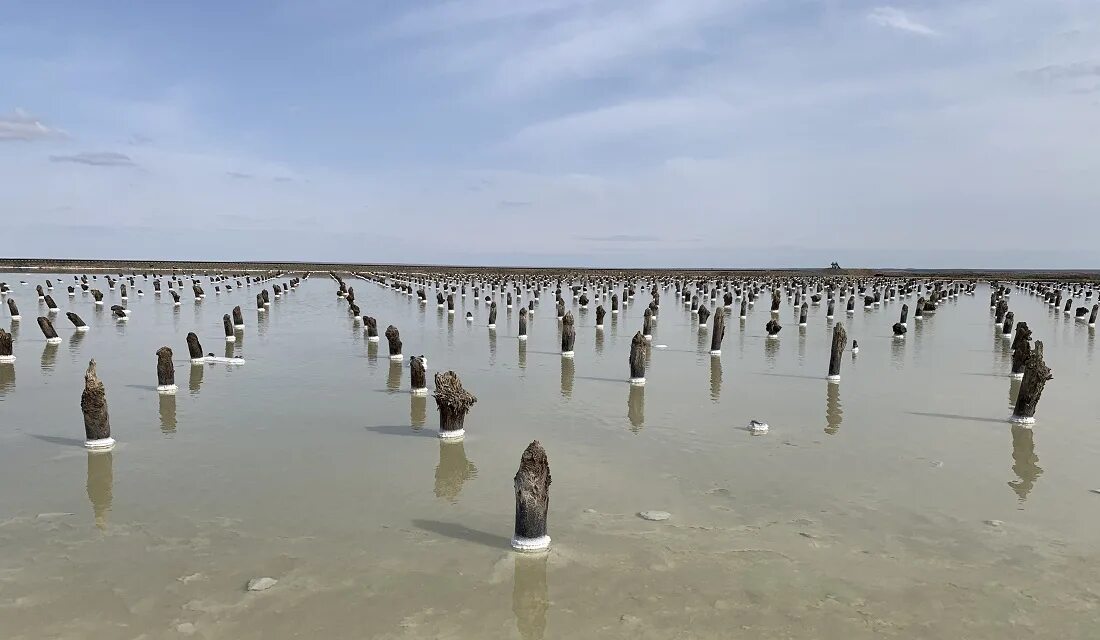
[44,294,57,310]
[642,308,653,338]
[186,332,203,360]
[629,331,647,382]
[560,311,575,354]
[766,318,782,337]
[519,307,528,338]
[410,355,427,392]
[1010,322,1032,377]
[698,304,710,327]
[365,316,378,339]
[512,440,551,551]
[156,346,175,388]
[232,305,244,327]
[892,322,907,336]
[900,304,909,325]
[1002,311,1015,336]
[222,314,234,339]
[0,328,12,358]
[255,292,264,310]
[1012,341,1052,422]
[595,305,606,327]
[739,299,747,319]
[710,307,725,353]
[489,301,498,327]
[827,298,835,318]
[66,311,86,328]
[37,316,58,339]
[385,325,402,357]
[81,360,112,444]
[92,289,104,303]
[6,298,18,318]
[1090,304,1099,325]
[828,322,846,379]
[434,370,477,436]
[798,302,808,325]
[611,294,619,313]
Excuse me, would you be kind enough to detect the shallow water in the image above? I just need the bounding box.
[1,273,1098,639]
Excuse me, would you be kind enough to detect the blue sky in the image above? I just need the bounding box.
[2,0,1099,268]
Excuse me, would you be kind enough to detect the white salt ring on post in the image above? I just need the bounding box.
[511,535,550,552]
[629,377,646,385]
[85,437,115,452]
[46,337,62,344]
[157,384,178,394]
[561,351,574,358]
[439,428,465,440]
[389,354,404,361]
[0,355,15,363]
[1009,415,1035,425]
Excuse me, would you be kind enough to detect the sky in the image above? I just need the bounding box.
[2,0,1099,268]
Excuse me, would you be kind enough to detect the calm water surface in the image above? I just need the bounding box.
[1,273,1098,639]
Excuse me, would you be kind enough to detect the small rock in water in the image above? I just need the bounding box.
[246,577,278,592]
[984,520,1004,527]
[748,420,769,435]
[1090,489,1100,495]
[638,510,671,522]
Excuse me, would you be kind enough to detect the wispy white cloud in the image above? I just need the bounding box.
[867,7,938,37]
[0,108,66,141]
[49,151,136,166]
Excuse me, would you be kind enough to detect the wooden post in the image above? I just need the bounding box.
[512,440,551,552]
[739,299,747,319]
[232,305,245,328]
[766,318,782,339]
[81,360,114,451]
[1001,311,1015,339]
[66,311,88,331]
[0,328,13,363]
[629,331,647,384]
[1011,341,1052,424]
[697,304,710,327]
[828,322,846,380]
[410,355,427,395]
[595,305,605,328]
[1010,322,1031,378]
[156,346,177,393]
[488,301,498,329]
[560,311,575,356]
[365,316,379,341]
[518,307,528,340]
[798,302,808,326]
[38,316,61,343]
[710,307,724,355]
[386,325,403,360]
[434,370,477,439]
[6,298,19,320]
[186,332,204,363]
[222,314,235,342]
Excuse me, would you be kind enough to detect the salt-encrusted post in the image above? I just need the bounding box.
[156,346,177,393]
[1010,322,1032,379]
[518,307,528,340]
[1011,341,1052,424]
[512,440,551,552]
[827,322,846,381]
[434,370,477,440]
[0,328,14,363]
[709,307,724,355]
[186,332,204,364]
[410,355,428,395]
[386,325,403,360]
[81,360,115,451]
[560,311,575,357]
[629,331,647,385]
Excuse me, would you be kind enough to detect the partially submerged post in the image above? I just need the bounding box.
[710,307,725,355]
[92,289,104,305]
[81,360,114,451]
[1011,341,1052,424]
[255,292,264,312]
[560,311,575,357]
[0,328,13,363]
[221,314,235,342]
[489,301,498,329]
[156,347,177,393]
[44,294,58,313]
[512,440,551,552]
[410,355,428,395]
[66,311,89,332]
[1001,311,1015,339]
[38,316,61,343]
[385,325,403,360]
[798,302,808,327]
[595,304,605,329]
[365,316,379,342]
[1010,322,1032,379]
[827,322,846,380]
[434,370,477,440]
[518,307,528,340]
[765,318,782,339]
[7,298,19,320]
[629,331,647,385]
[697,304,710,328]
[232,305,245,329]
[892,322,907,338]
[186,332,204,364]
[899,303,909,327]
[642,308,653,341]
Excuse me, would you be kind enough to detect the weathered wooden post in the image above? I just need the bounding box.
[488,301,499,329]
[765,318,782,339]
[365,316,379,342]
[710,306,725,355]
[827,298,835,319]
[560,311,575,357]
[156,346,177,393]
[827,322,846,380]
[6,298,20,321]
[0,328,13,363]
[255,292,264,312]
[1011,341,1052,424]
[410,355,428,395]
[739,299,747,320]
[92,289,104,305]
[1090,304,1099,327]
[629,331,647,385]
[642,307,654,341]
[65,311,88,332]
[892,321,907,338]
[38,316,61,343]
[798,302,808,327]
[1010,322,1032,379]
[770,290,781,313]
[44,294,58,313]
[512,440,551,552]
[899,303,909,327]
[262,289,271,306]
[111,305,128,321]
[697,304,710,328]
[1001,311,1015,340]
[434,370,477,440]
[611,294,619,314]
[385,325,403,360]
[222,314,235,342]
[595,304,605,329]
[186,332,204,364]
[846,295,855,314]
[81,360,115,451]
[232,305,245,329]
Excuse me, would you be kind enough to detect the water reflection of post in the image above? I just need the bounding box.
[764,335,779,366]
[40,342,59,372]
[188,363,204,395]
[1008,424,1042,502]
[69,328,86,355]
[87,451,113,530]
[489,327,498,365]
[890,335,904,369]
[411,394,427,428]
[825,381,842,435]
[159,393,177,434]
[595,326,604,355]
[513,554,549,640]
[435,440,478,502]
[518,339,527,370]
[367,339,378,369]
[627,384,645,432]
[709,355,721,402]
[387,359,402,392]
[560,356,574,398]
[0,362,14,397]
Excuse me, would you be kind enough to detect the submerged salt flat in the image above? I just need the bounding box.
[1,271,1098,639]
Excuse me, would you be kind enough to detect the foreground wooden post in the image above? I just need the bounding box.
[81,360,115,451]
[66,311,89,332]
[709,307,724,355]
[365,316,379,342]
[38,316,61,343]
[156,346,177,393]
[186,332,205,364]
[410,355,428,395]
[222,314,235,342]
[512,440,551,552]
[629,331,647,385]
[386,325,403,360]
[560,311,575,357]
[489,301,498,329]
[765,318,782,339]
[0,328,14,363]
[828,322,846,380]
[1011,341,1052,424]
[232,305,245,329]
[697,304,710,328]
[1010,322,1031,378]
[1001,311,1015,340]
[595,304,605,329]
[434,370,477,440]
